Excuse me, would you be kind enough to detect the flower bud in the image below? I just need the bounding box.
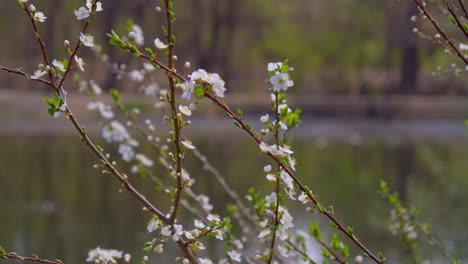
[64,40,70,49]
[155,6,162,12]
[29,4,36,11]
[128,31,136,42]
[355,255,363,264]
[172,55,178,62]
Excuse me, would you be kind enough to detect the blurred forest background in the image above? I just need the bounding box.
[0,0,467,97]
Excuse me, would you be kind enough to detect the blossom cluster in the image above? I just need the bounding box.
[179,69,227,100]
[86,247,124,264]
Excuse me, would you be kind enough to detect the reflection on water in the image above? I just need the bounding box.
[0,132,467,263]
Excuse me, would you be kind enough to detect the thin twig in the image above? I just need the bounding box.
[0,66,52,86]
[414,0,468,65]
[0,254,63,264]
[444,1,468,39]
[133,53,385,264]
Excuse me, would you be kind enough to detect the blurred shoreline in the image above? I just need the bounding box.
[1,90,467,145]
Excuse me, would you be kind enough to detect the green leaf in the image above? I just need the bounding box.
[107,30,126,50]
[110,89,120,102]
[145,48,154,56]
[309,222,322,240]
[378,252,386,261]
[97,145,104,153]
[194,85,205,99]
[126,19,134,32]
[236,109,243,118]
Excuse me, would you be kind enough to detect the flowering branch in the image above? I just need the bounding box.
[127,51,385,263]
[21,3,56,85]
[444,1,468,39]
[458,0,468,19]
[56,4,94,89]
[266,91,283,264]
[413,0,468,65]
[0,253,63,264]
[379,181,460,264]
[162,0,185,227]
[0,66,52,86]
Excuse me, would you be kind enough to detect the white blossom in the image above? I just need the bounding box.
[53,103,67,118]
[118,144,134,161]
[131,25,144,45]
[80,33,95,47]
[268,62,282,72]
[190,69,208,81]
[147,218,160,233]
[266,174,276,182]
[154,245,163,254]
[277,245,289,257]
[207,214,220,223]
[86,0,103,12]
[179,105,192,116]
[459,43,468,51]
[181,81,195,100]
[260,114,269,123]
[30,69,47,80]
[52,60,65,72]
[161,226,172,237]
[212,79,226,97]
[264,165,272,173]
[74,7,91,20]
[260,142,269,153]
[86,247,123,264]
[227,250,242,262]
[298,192,308,204]
[194,219,206,229]
[258,228,271,238]
[198,258,213,264]
[129,70,144,82]
[135,153,153,167]
[89,80,102,95]
[182,140,196,149]
[154,38,168,49]
[102,121,130,143]
[270,72,293,91]
[33,12,47,22]
[75,56,85,71]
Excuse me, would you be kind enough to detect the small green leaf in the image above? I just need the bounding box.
[378,252,386,261]
[110,89,120,102]
[194,85,205,99]
[97,145,104,153]
[309,222,322,240]
[236,109,243,118]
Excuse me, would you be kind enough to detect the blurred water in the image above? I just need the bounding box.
[0,129,467,263]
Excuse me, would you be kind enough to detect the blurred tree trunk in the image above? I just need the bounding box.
[44,0,62,59]
[399,1,420,94]
[190,0,204,67]
[103,2,121,91]
[200,0,222,70]
[219,0,241,89]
